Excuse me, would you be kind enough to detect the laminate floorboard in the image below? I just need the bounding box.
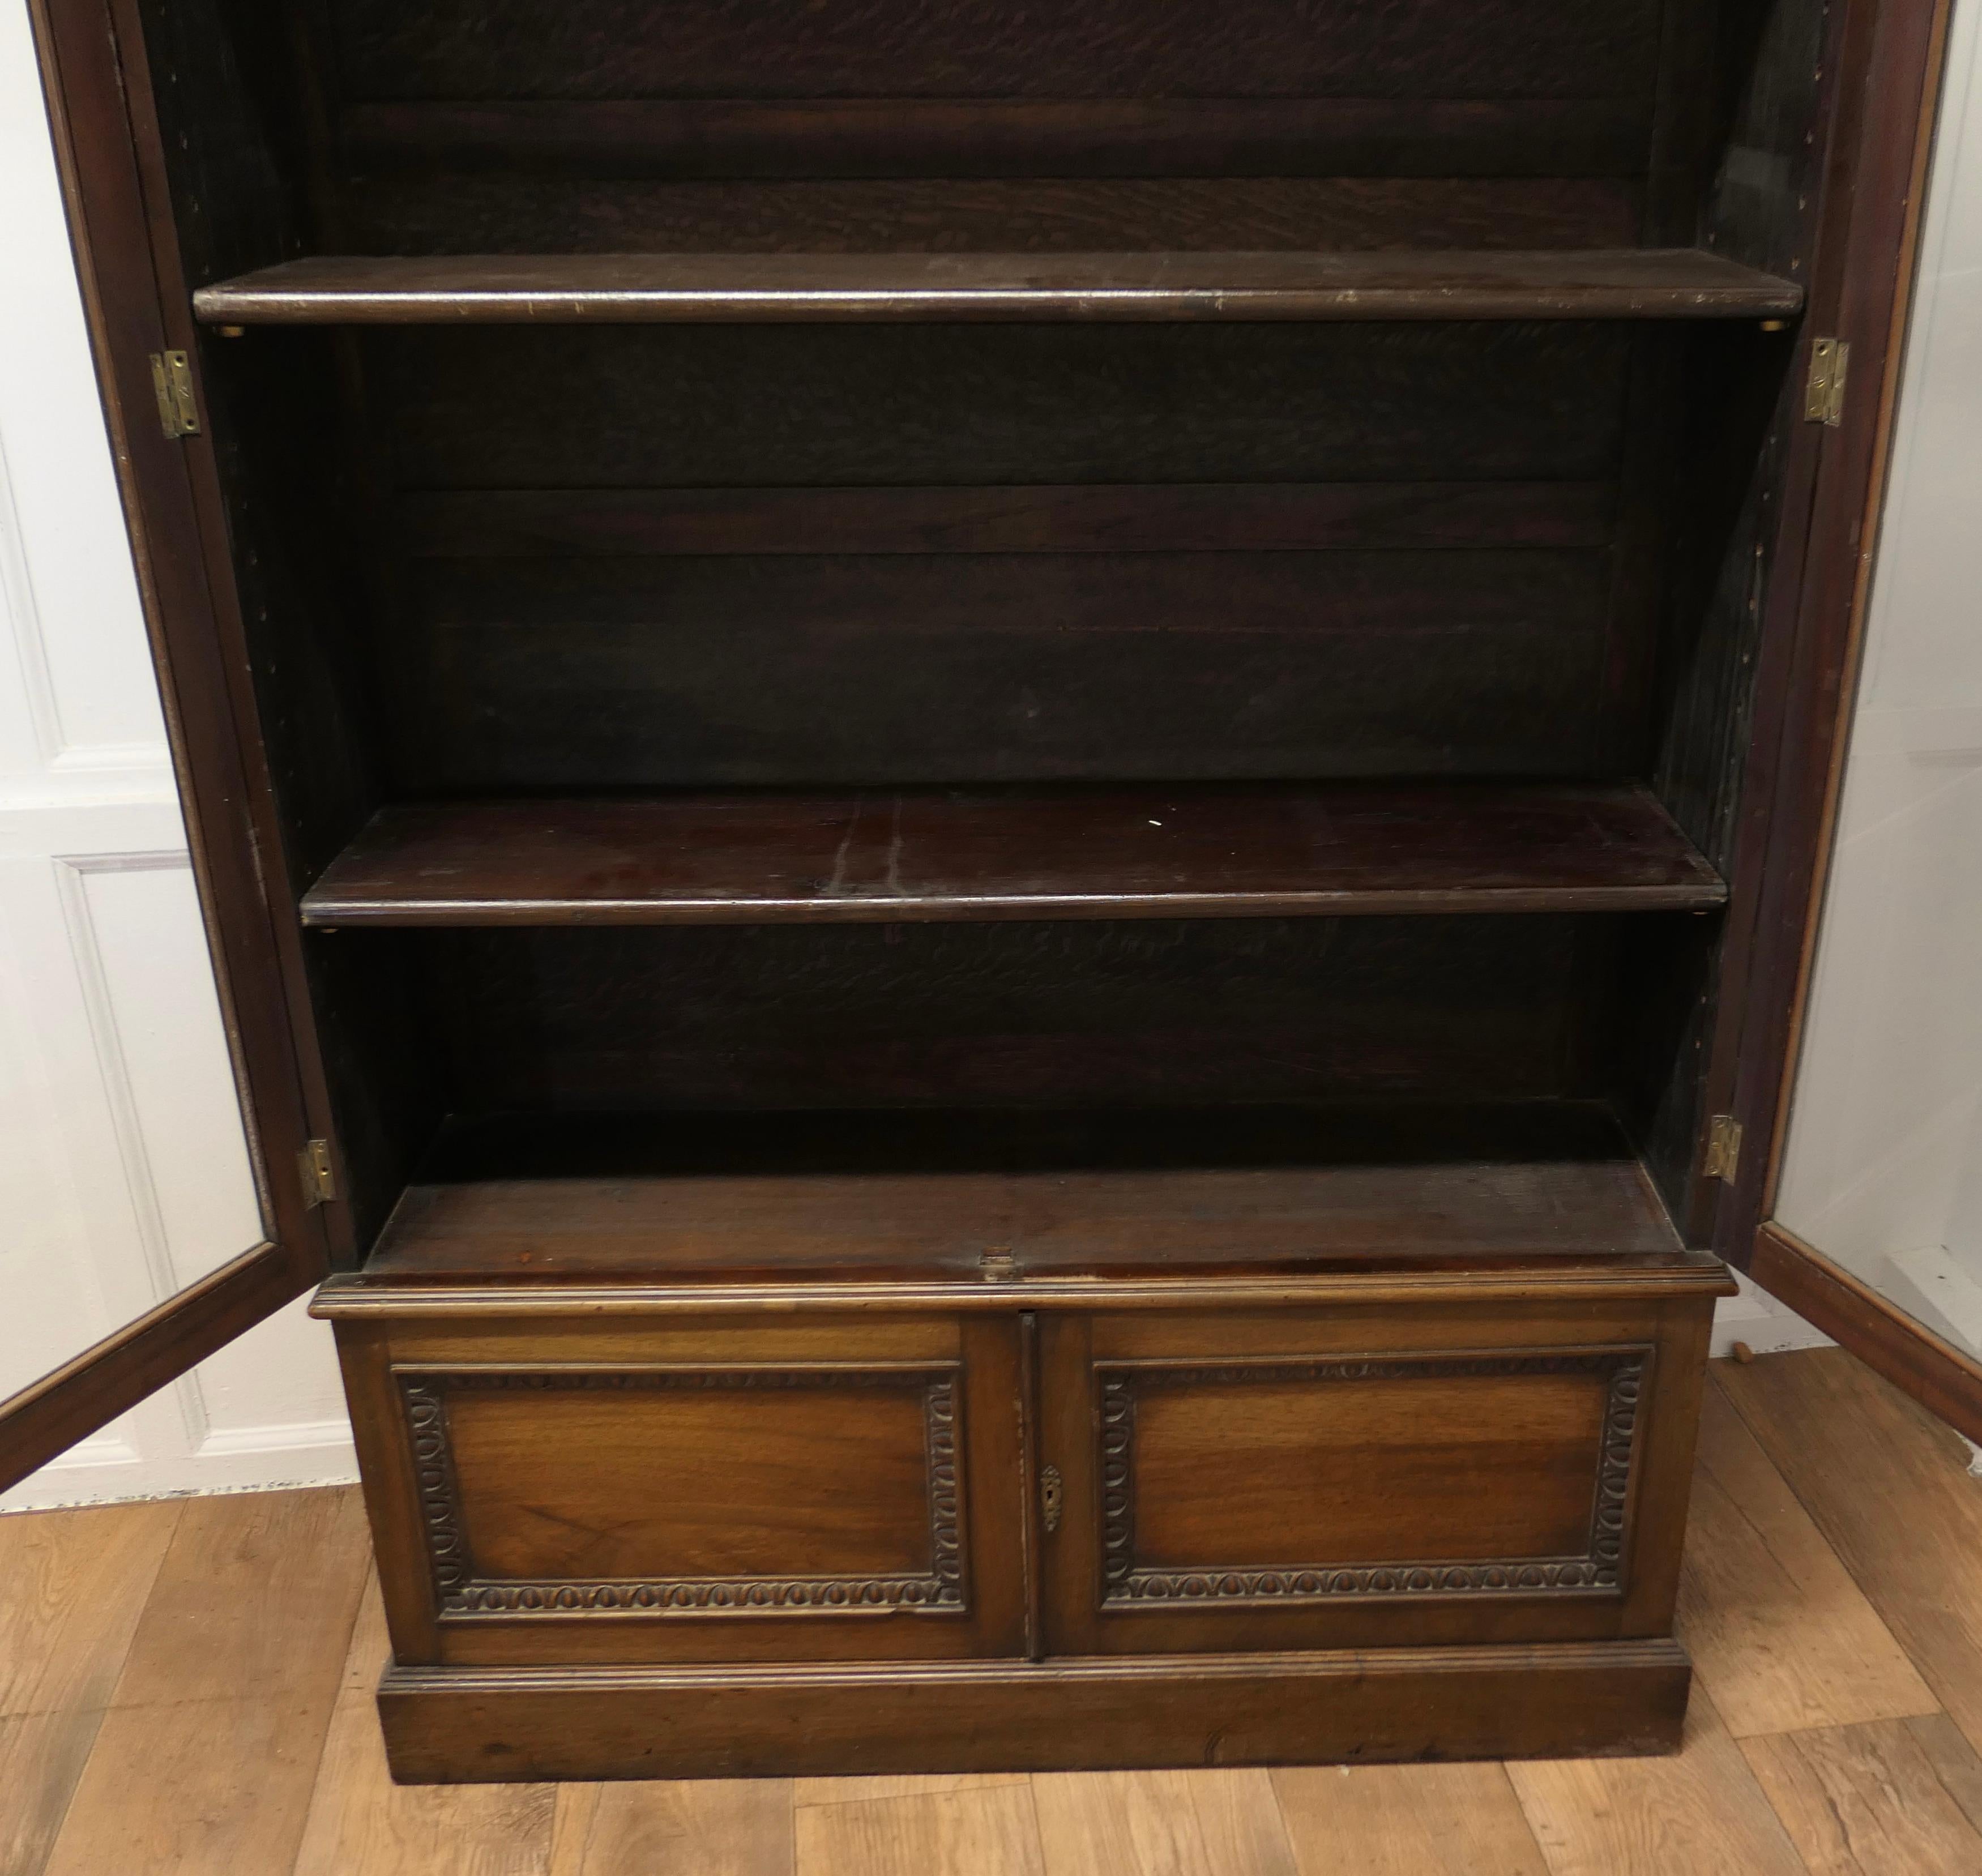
[291,1579,556,1876]
[1030,1768,1251,1876]
[795,1773,1031,1806]
[1506,1691,1808,1876]
[37,1487,370,1876]
[793,1780,1045,1876]
[1171,1771,1302,1876]
[1675,1379,1938,1737]
[13,1350,1982,1876]
[0,1498,178,1876]
[1741,1717,1982,1876]
[1905,1711,1982,1835]
[1715,1348,1982,1758]
[553,1774,792,1876]
[1275,1760,1548,1874]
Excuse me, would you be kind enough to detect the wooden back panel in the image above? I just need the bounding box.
[356,318,1648,789]
[308,0,1692,256]
[418,914,1620,1113]
[328,0,1666,104]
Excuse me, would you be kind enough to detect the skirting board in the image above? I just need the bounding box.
[1752,1220,1982,1442]
[1710,1270,1833,1358]
[379,1639,1691,1781]
[0,1416,356,1512]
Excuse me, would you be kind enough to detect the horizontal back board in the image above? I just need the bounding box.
[384,549,1615,788]
[374,322,1630,488]
[343,177,1644,255]
[410,914,1618,1111]
[316,320,1647,788]
[328,0,1665,103]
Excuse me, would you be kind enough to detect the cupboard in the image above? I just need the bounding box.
[15,0,1960,1777]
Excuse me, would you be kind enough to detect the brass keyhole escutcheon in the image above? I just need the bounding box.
[1040,1464,1063,1534]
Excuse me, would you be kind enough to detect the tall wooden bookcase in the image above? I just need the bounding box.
[18,0,1960,1779]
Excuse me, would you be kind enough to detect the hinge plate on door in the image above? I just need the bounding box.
[149,350,202,438]
[1804,337,1849,428]
[1703,1114,1744,1183]
[298,1138,338,1207]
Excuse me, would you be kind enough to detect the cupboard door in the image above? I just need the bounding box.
[340,1311,1026,1665]
[1038,1302,1710,1655]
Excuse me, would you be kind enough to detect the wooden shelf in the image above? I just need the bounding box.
[298,783,1726,929]
[347,1104,1701,1287]
[193,248,1801,326]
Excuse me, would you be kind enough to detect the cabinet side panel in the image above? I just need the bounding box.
[126,0,443,1250]
[1631,0,1835,1229]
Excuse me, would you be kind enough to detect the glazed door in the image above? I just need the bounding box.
[1037,1302,1711,1657]
[1728,0,1982,1446]
[1,0,338,1498]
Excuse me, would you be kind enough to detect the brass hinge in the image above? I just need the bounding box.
[1703,1114,1744,1183]
[1039,1464,1063,1535]
[149,350,202,438]
[298,1138,338,1207]
[1804,337,1849,428]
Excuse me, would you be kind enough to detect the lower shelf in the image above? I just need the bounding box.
[352,1101,1698,1287]
[377,1640,1691,1781]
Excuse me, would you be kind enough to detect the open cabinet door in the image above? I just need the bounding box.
[1706,0,1982,1440]
[0,0,345,1494]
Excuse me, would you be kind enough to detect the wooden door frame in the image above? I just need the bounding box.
[1702,0,1982,1438]
[0,0,340,1494]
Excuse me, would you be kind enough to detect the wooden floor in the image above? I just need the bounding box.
[7,1348,1982,1875]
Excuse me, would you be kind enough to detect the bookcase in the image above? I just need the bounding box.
[25,0,1957,1781]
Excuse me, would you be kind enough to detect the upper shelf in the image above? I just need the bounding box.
[298,783,1727,929]
[194,248,1802,326]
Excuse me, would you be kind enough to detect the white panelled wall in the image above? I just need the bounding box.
[1775,0,1982,1351]
[0,0,352,1510]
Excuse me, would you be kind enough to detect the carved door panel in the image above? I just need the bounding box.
[339,1310,1027,1666]
[1036,1302,1708,1656]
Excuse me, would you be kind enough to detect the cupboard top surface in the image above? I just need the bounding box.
[331,1104,1714,1292]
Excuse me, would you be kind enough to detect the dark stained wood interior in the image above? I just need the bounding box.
[193,248,1801,325]
[341,178,1653,258]
[299,784,1726,928]
[394,481,1618,557]
[326,0,1667,102]
[361,1102,1690,1282]
[121,0,1830,1247]
[336,96,1654,180]
[415,914,1626,1114]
